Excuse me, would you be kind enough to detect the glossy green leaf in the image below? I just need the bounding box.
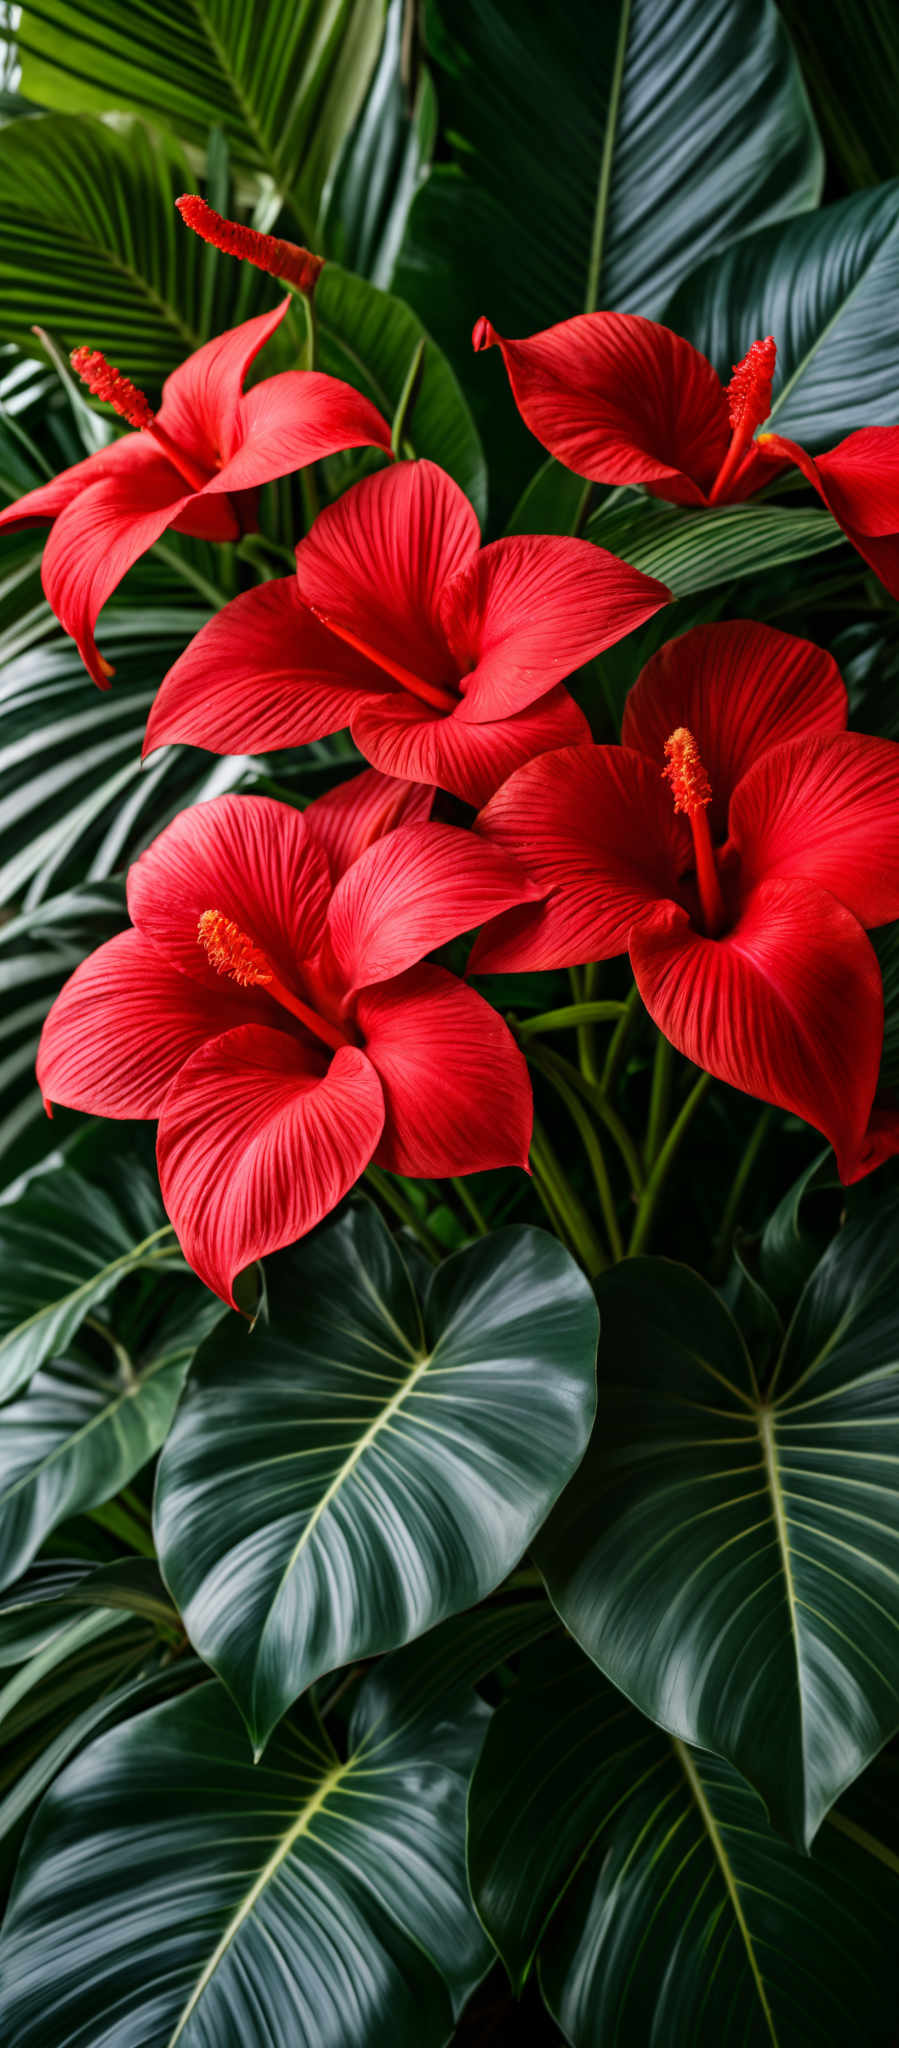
[0,113,280,381]
[394,0,821,422]
[0,882,124,1191]
[537,1213,899,1848]
[0,1166,182,1404]
[757,1149,844,1313]
[318,0,437,289]
[668,180,899,446]
[155,1204,596,1750]
[468,1633,899,2045]
[587,494,843,597]
[16,0,385,240]
[0,1276,219,1590]
[0,1635,496,2046]
[316,261,486,518]
[779,0,899,190]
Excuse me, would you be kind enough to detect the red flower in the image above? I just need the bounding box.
[37,772,536,1304]
[0,303,391,686]
[473,313,899,596]
[143,458,671,806]
[470,619,899,1181]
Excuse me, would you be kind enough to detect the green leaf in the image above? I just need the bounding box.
[316,261,486,518]
[0,1166,180,1404]
[757,1148,844,1313]
[0,883,125,1191]
[393,0,821,486]
[586,494,844,597]
[318,0,437,289]
[777,2,899,192]
[155,1203,597,1749]
[0,1276,219,1590]
[16,1,386,241]
[536,1215,899,1849]
[668,180,899,446]
[468,1633,899,2044]
[0,1648,494,2045]
[0,113,281,381]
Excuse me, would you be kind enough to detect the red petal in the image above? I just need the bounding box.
[303,768,434,882]
[729,731,899,927]
[842,1106,899,1184]
[157,1025,384,1305]
[155,300,291,472]
[764,430,899,597]
[293,459,480,693]
[469,744,687,973]
[350,683,591,806]
[441,534,670,723]
[40,459,189,686]
[622,620,847,837]
[474,313,729,499]
[143,579,381,758]
[326,821,540,992]
[0,433,160,534]
[358,963,532,1175]
[127,794,331,989]
[36,928,270,1119]
[205,371,391,494]
[630,880,883,1180]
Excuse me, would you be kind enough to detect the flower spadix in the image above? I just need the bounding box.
[37,773,538,1304]
[471,618,899,1180]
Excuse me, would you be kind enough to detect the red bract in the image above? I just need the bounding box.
[473,312,899,596]
[470,619,899,1181]
[0,303,391,686]
[37,773,536,1304]
[144,458,671,805]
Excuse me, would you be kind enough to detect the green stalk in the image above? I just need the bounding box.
[644,1030,674,1169]
[576,960,601,1084]
[712,1104,774,1275]
[528,1040,644,1197]
[452,1177,489,1236]
[628,1070,712,1256]
[535,1055,622,1262]
[519,999,627,1037]
[600,980,642,1092]
[530,1118,606,1277]
[364,1165,440,1260]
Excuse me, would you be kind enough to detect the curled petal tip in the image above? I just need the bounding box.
[472,316,500,353]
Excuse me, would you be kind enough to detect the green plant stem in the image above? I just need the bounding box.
[87,1500,156,1558]
[152,543,230,612]
[539,1055,623,1262]
[713,1104,775,1274]
[628,1070,712,1256]
[530,1118,606,1277]
[576,961,601,1084]
[601,980,642,1092]
[391,336,426,457]
[528,1040,644,1198]
[519,999,627,1037]
[644,1031,674,1170]
[451,1178,488,1235]
[364,1166,440,1261]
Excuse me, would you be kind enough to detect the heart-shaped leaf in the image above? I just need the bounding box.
[155,1203,597,1750]
[536,1208,899,1847]
[468,1632,899,2044]
[668,180,899,445]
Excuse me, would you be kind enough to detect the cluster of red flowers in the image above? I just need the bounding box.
[10,203,899,1302]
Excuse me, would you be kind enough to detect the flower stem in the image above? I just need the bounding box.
[601,979,643,1092]
[518,999,627,1037]
[364,1165,440,1261]
[452,1177,488,1236]
[527,1040,644,1197]
[644,1030,674,1169]
[530,1118,606,1277]
[535,1055,622,1261]
[628,1069,712,1256]
[712,1104,774,1275]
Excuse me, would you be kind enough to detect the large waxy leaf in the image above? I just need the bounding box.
[0,1276,220,1590]
[468,1634,899,2045]
[536,1211,899,1848]
[15,0,386,241]
[393,0,821,397]
[586,494,843,597]
[0,882,125,1191]
[668,180,899,446]
[0,1165,183,1404]
[155,1204,597,1750]
[0,1618,515,2048]
[318,0,437,289]
[0,113,278,382]
[779,0,899,189]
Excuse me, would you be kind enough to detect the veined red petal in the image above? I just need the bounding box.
[622,620,847,837]
[40,459,191,686]
[0,433,161,535]
[303,768,434,883]
[349,684,591,806]
[143,578,382,758]
[358,963,532,1175]
[470,744,688,974]
[441,533,670,724]
[326,821,540,993]
[474,312,730,500]
[293,459,480,693]
[36,928,270,1118]
[127,794,331,990]
[205,370,391,495]
[155,300,292,472]
[630,880,883,1181]
[157,1025,384,1305]
[729,731,899,927]
[763,429,899,597]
